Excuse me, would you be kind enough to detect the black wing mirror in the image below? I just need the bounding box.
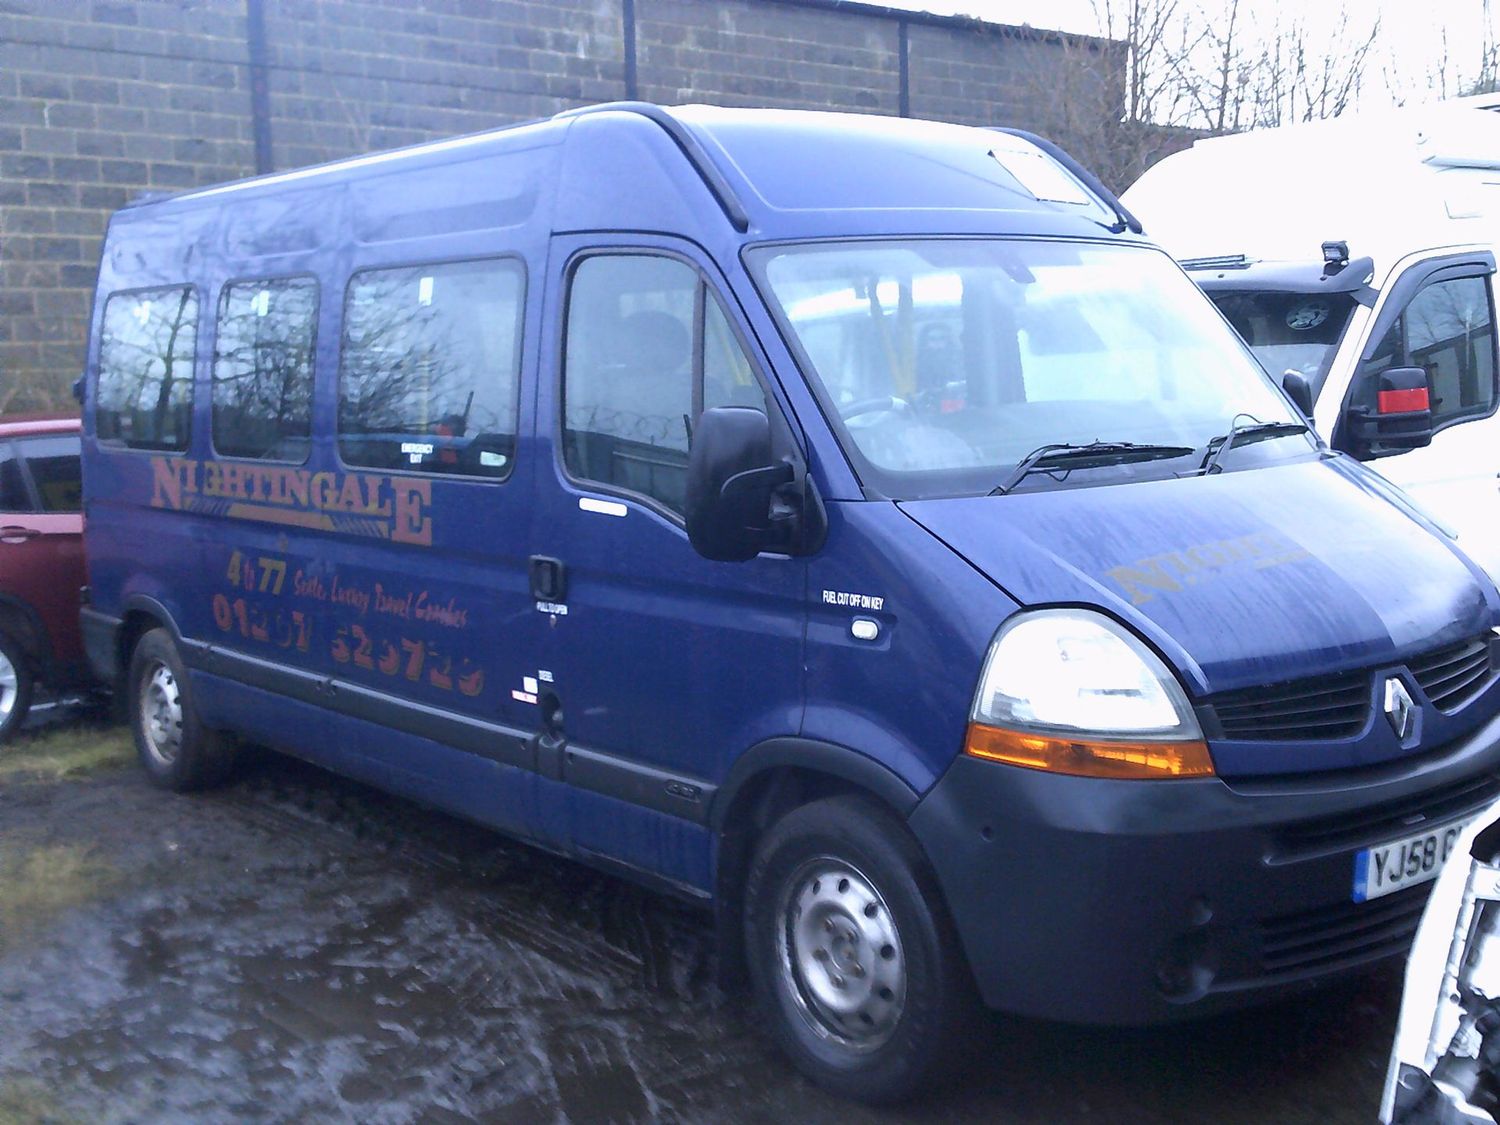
[1281,370,1315,418]
[685,407,804,562]
[1343,366,1435,460]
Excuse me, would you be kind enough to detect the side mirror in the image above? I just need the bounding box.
[1281,370,1315,418]
[1344,366,1435,459]
[71,373,85,405]
[685,407,796,562]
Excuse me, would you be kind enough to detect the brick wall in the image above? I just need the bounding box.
[0,0,1119,412]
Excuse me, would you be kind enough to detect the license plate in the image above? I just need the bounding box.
[1353,818,1473,902]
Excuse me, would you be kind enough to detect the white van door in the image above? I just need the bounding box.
[1321,253,1500,577]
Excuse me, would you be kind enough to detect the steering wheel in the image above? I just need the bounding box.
[838,396,909,422]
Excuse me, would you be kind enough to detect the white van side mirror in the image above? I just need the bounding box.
[1343,366,1436,460]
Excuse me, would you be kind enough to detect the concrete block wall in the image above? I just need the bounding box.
[0,0,1117,411]
[636,0,900,111]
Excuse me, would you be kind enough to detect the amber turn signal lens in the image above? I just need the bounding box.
[963,722,1215,779]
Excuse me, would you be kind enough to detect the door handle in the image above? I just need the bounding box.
[0,525,39,543]
[528,555,567,601]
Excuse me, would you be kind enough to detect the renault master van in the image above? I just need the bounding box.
[79,103,1500,1102]
[1123,94,1500,579]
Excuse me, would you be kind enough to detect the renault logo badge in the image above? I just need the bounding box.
[1383,678,1416,741]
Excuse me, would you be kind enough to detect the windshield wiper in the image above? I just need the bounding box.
[1197,415,1312,476]
[991,441,1195,495]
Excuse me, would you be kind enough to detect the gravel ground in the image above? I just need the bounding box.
[0,716,1404,1124]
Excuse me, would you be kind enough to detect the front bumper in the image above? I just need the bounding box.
[908,710,1500,1025]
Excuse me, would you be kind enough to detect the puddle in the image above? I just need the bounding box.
[0,735,1401,1123]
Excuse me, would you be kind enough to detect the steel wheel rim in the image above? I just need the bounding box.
[776,856,907,1052]
[0,649,15,723]
[140,661,183,767]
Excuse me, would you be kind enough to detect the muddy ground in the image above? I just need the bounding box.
[0,710,1405,1124]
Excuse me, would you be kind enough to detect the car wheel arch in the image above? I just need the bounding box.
[0,594,48,671]
[709,738,927,988]
[117,596,181,675]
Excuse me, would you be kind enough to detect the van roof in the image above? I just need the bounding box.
[1179,93,1500,169]
[1122,95,1500,271]
[125,103,1132,245]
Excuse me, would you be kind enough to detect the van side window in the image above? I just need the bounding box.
[96,286,198,452]
[16,436,82,512]
[212,278,317,462]
[339,257,523,479]
[1409,278,1495,426]
[563,254,767,515]
[1360,276,1497,429]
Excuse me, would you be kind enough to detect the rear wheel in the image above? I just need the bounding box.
[0,631,34,744]
[128,628,235,790]
[744,795,978,1103]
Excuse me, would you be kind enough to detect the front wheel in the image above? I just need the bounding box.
[128,628,235,791]
[744,795,978,1103]
[0,630,34,744]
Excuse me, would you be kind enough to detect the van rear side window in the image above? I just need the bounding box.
[212,277,318,463]
[338,257,523,479]
[96,286,198,452]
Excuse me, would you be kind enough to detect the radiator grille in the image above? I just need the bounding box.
[1211,670,1370,741]
[1411,637,1495,713]
[1208,636,1495,741]
[1256,884,1429,976]
[1273,772,1500,857]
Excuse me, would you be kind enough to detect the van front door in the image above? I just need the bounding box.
[531,238,807,891]
[1330,256,1500,577]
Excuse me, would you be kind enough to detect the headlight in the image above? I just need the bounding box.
[965,609,1214,779]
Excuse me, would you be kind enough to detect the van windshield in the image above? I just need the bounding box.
[751,239,1312,499]
[1208,289,1357,399]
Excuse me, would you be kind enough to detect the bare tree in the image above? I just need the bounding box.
[1461,0,1499,94]
[1386,2,1499,106]
[1243,7,1382,127]
[1192,0,1251,133]
[1103,0,1207,127]
[1015,0,1390,190]
[1016,0,1209,192]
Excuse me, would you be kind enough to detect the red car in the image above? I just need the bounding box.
[0,414,86,741]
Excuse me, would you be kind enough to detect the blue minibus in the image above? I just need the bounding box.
[79,103,1500,1101]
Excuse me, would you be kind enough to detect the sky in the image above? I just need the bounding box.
[884,0,1498,108]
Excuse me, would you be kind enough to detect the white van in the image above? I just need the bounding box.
[1123,94,1500,577]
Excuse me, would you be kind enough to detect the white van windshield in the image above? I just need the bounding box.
[1210,289,1358,398]
[753,239,1312,498]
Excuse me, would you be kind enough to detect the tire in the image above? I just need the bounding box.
[128,627,235,791]
[0,630,34,745]
[743,794,978,1103]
